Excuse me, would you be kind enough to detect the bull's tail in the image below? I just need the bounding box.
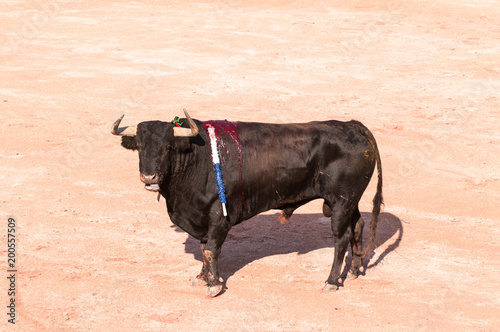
[359,127,383,258]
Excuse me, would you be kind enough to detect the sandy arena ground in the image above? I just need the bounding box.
[1,0,499,330]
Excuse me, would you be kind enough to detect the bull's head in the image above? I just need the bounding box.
[111,109,199,192]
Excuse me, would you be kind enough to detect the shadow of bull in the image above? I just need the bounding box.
[180,211,402,290]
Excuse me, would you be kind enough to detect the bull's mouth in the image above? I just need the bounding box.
[145,184,160,192]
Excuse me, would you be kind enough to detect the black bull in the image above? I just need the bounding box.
[111,111,383,297]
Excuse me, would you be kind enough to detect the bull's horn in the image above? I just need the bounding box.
[111,115,137,136]
[173,109,199,137]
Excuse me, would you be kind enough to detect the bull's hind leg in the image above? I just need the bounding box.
[348,208,365,279]
[323,200,354,292]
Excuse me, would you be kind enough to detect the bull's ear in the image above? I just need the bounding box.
[121,136,138,150]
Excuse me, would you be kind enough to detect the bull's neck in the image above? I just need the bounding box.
[170,149,196,177]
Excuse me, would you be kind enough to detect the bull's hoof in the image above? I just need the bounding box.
[347,265,365,279]
[347,267,361,279]
[206,284,223,297]
[322,282,339,292]
[191,277,208,287]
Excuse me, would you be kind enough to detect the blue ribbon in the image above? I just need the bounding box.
[213,163,227,204]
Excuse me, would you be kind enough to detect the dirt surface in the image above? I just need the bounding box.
[1,0,499,330]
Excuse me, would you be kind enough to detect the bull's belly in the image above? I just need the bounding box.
[237,173,320,220]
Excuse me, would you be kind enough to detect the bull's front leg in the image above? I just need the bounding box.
[192,218,229,297]
[192,243,223,295]
[202,247,223,297]
[192,243,210,287]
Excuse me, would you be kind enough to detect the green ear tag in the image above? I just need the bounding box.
[172,116,183,127]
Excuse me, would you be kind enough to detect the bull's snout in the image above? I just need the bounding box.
[140,173,161,192]
[140,173,159,184]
